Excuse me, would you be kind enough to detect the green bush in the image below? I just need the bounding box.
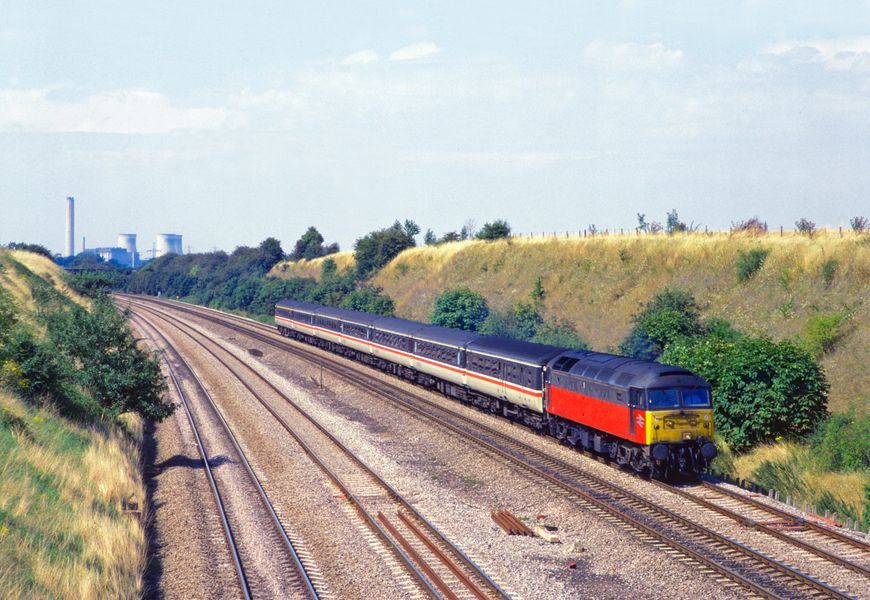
[431,288,489,331]
[736,248,769,282]
[801,309,851,357]
[354,221,417,278]
[530,318,588,349]
[339,286,395,316]
[619,289,703,360]
[661,335,829,451]
[43,299,173,420]
[811,409,870,472]
[476,220,512,240]
[480,301,587,349]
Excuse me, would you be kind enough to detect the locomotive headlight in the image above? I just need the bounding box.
[703,414,710,428]
[665,419,675,429]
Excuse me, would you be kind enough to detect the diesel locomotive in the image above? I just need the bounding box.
[275,299,717,478]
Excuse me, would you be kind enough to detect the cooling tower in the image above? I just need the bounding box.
[65,197,75,257]
[155,234,183,258]
[117,234,138,267]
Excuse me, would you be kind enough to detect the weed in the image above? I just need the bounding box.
[820,258,838,286]
[778,298,796,319]
[395,262,409,276]
[461,475,483,488]
[736,248,769,282]
[618,248,631,263]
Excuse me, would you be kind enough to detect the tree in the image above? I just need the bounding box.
[850,216,868,234]
[666,209,687,234]
[795,218,816,236]
[619,289,703,360]
[43,299,173,420]
[439,231,462,243]
[353,221,417,278]
[661,335,829,451]
[258,237,285,271]
[424,229,437,245]
[636,213,649,233]
[403,220,420,238]
[291,227,339,260]
[431,288,489,331]
[5,242,53,260]
[340,286,395,316]
[476,220,512,240]
[731,217,768,234]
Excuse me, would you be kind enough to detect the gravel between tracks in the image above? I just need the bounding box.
[150,310,413,599]
[155,304,753,600]
[132,320,241,600]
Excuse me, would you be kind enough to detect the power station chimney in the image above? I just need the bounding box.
[65,197,75,257]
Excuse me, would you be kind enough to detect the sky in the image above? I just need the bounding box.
[2,1,869,256]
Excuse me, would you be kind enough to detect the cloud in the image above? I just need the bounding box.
[389,42,440,62]
[757,36,870,72]
[0,88,228,134]
[583,41,683,70]
[340,49,379,66]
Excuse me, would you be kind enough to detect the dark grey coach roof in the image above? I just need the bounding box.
[552,350,708,389]
[276,299,321,312]
[467,336,565,365]
[370,315,426,336]
[316,305,380,326]
[412,323,480,348]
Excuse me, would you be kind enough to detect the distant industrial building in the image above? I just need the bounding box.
[80,234,140,268]
[84,247,134,266]
[117,234,139,267]
[155,233,183,258]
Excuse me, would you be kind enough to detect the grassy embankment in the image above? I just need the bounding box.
[271,231,870,521]
[0,250,146,599]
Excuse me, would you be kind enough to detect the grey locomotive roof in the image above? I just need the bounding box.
[553,350,708,389]
[467,336,565,365]
[412,324,480,348]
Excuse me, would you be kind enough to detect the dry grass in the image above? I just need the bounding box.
[364,232,870,413]
[271,251,355,280]
[0,392,145,599]
[0,250,90,312]
[727,440,869,522]
[0,250,145,598]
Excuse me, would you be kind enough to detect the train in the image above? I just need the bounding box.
[274,299,717,479]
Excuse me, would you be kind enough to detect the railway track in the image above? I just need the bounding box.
[127,299,509,600]
[121,295,865,599]
[130,313,320,600]
[658,480,870,579]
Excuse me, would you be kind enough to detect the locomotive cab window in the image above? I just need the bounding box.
[647,389,680,409]
[682,388,711,407]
